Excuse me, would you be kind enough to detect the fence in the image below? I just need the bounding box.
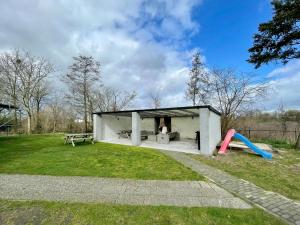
[235,129,299,143]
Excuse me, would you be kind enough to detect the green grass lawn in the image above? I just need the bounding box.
[0,135,289,224]
[191,147,300,201]
[0,135,202,180]
[252,139,296,150]
[0,200,285,225]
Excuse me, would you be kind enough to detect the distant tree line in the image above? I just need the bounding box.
[0,49,136,134]
[234,107,300,147]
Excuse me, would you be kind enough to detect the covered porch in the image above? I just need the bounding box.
[93,106,221,155]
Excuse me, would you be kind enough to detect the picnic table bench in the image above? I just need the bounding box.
[64,133,94,147]
[117,130,132,139]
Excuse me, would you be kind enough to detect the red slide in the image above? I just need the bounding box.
[218,129,236,154]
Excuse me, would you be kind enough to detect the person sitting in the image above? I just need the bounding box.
[161,126,167,134]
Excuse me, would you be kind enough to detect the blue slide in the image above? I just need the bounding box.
[233,133,272,160]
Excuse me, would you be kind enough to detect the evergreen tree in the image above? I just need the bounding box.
[248,0,300,68]
[186,52,205,106]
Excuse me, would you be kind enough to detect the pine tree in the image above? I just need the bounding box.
[248,0,300,68]
[186,52,205,106]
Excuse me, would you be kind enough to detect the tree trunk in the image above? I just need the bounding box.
[221,115,233,138]
[13,97,18,133]
[83,80,88,133]
[53,120,56,133]
[36,103,41,133]
[192,91,196,106]
[27,114,32,134]
[13,108,18,133]
[84,95,88,133]
[296,133,300,150]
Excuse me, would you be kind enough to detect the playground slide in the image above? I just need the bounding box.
[218,129,236,154]
[233,133,272,159]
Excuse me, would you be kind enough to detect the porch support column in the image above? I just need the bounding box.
[93,114,103,141]
[199,108,211,155]
[132,112,141,146]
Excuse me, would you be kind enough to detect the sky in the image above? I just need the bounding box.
[0,0,299,110]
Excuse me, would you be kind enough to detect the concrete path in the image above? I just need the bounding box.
[161,150,300,225]
[102,139,200,154]
[0,174,250,209]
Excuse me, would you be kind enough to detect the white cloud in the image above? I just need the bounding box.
[0,0,201,108]
[267,60,300,78]
[5,0,297,112]
[262,60,300,110]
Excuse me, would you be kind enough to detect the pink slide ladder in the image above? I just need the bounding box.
[218,129,236,154]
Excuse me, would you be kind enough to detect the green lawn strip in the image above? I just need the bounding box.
[0,135,202,180]
[191,148,300,201]
[252,138,296,150]
[0,200,285,225]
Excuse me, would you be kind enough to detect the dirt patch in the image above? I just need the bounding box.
[0,205,75,225]
[290,163,300,173]
[0,207,45,225]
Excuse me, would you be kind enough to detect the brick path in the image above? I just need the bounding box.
[161,150,300,225]
[0,174,250,209]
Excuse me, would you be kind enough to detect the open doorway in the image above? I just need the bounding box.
[155,117,171,134]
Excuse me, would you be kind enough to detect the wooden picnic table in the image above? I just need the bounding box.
[64,133,94,147]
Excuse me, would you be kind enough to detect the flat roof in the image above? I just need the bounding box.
[93,105,221,118]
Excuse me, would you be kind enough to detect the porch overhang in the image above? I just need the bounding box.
[0,103,18,110]
[93,105,221,118]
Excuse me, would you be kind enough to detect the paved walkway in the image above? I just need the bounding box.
[102,139,200,154]
[0,174,250,209]
[161,150,300,225]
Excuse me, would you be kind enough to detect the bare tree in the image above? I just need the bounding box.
[0,50,53,134]
[277,102,289,135]
[32,80,49,133]
[0,50,21,132]
[48,91,64,133]
[149,91,161,108]
[63,55,101,132]
[18,52,53,133]
[201,69,269,135]
[186,51,207,106]
[94,87,136,112]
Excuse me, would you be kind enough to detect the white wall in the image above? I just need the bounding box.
[102,115,131,140]
[141,118,155,132]
[209,111,221,153]
[94,108,221,155]
[132,112,141,145]
[172,117,199,139]
[93,114,103,141]
[199,108,221,155]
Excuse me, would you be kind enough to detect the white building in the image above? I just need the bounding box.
[93,106,221,155]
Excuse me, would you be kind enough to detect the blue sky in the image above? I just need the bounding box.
[0,0,299,110]
[191,0,273,74]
